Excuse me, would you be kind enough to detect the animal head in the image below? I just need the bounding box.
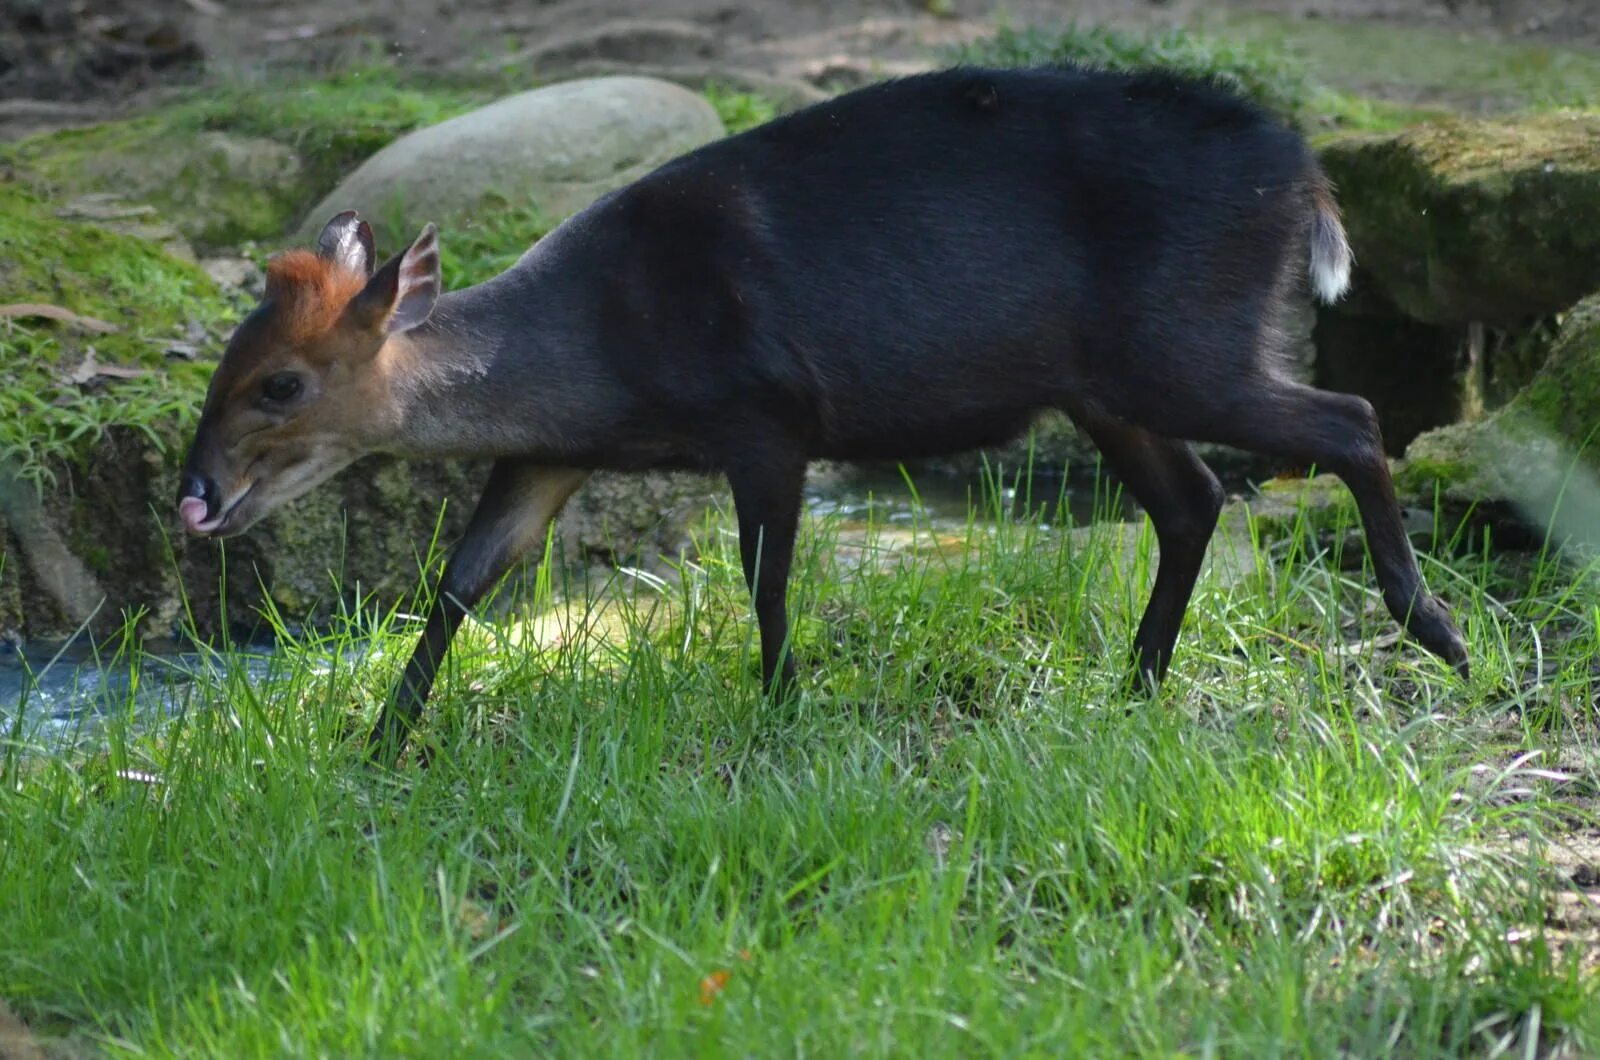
[177,212,441,537]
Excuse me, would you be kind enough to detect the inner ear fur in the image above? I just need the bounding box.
[316,210,376,277]
[348,224,441,335]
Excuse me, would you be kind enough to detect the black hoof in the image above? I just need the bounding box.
[1410,595,1469,679]
[1123,654,1164,697]
[365,714,413,765]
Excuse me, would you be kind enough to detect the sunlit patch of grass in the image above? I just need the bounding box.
[1,474,1595,1055]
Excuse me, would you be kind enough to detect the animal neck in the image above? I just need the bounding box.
[375,282,546,460]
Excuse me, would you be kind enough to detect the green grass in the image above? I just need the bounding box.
[951,23,1317,121]
[702,83,780,135]
[1,480,1596,1056]
[1211,13,1600,114]
[2,43,1597,1053]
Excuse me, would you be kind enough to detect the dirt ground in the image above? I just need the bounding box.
[3,0,1597,121]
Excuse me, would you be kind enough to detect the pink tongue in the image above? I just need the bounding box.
[179,496,212,533]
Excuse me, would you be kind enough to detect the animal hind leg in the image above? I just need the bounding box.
[1140,378,1469,676]
[1069,408,1226,688]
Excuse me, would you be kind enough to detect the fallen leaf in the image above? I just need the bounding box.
[0,302,119,334]
[63,350,147,387]
[261,24,323,43]
[56,197,157,222]
[698,969,731,1006]
[163,341,202,360]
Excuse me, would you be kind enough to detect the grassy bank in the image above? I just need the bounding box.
[1,487,1596,1056]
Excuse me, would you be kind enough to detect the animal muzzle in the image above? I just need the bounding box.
[177,471,224,535]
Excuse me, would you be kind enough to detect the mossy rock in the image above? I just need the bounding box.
[11,124,304,250]
[242,460,720,624]
[1247,474,1361,533]
[1320,113,1600,326]
[1399,293,1600,543]
[3,68,500,251]
[1233,474,1367,567]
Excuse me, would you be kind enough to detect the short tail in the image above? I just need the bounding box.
[1308,176,1353,304]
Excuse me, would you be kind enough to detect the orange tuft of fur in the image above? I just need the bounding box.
[264,250,369,340]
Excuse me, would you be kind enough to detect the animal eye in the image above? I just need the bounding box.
[261,373,302,403]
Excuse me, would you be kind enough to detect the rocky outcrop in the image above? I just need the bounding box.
[0,429,720,645]
[1307,113,1600,454]
[1319,113,1600,327]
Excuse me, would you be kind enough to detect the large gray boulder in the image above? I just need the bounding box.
[299,76,725,242]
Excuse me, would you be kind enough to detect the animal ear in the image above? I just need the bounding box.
[315,210,376,276]
[349,223,441,335]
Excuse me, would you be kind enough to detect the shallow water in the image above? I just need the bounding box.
[0,468,1116,753]
[0,640,276,752]
[807,465,1130,529]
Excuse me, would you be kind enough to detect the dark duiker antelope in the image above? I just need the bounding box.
[178,67,1469,757]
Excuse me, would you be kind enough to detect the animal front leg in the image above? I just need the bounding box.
[726,447,807,695]
[1067,410,1225,690]
[369,463,589,761]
